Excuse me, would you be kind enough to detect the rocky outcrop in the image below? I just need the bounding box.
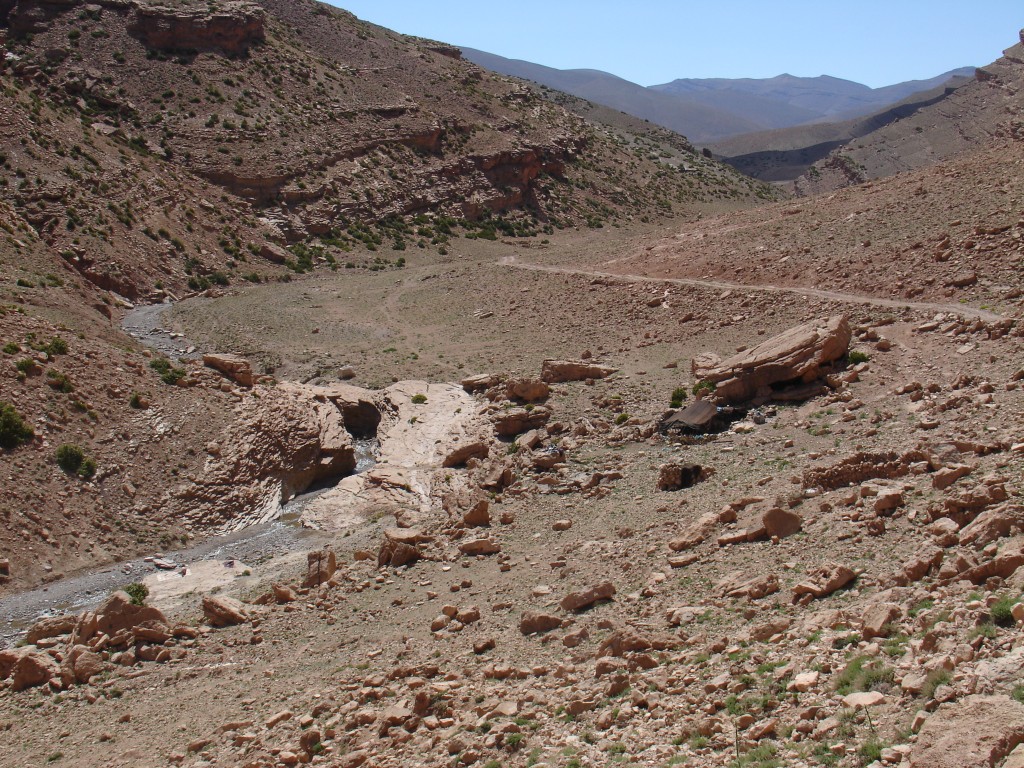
[78,591,169,642]
[4,0,264,55]
[128,0,265,55]
[803,449,931,492]
[302,381,492,531]
[493,406,550,436]
[169,382,374,531]
[541,359,618,384]
[203,353,255,387]
[692,315,851,403]
[910,695,1024,768]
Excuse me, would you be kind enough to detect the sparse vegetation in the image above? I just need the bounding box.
[123,582,149,606]
[990,594,1019,628]
[669,386,687,408]
[0,401,34,449]
[150,358,186,385]
[55,444,96,479]
[692,379,716,397]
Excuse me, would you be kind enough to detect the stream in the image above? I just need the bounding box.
[0,305,378,647]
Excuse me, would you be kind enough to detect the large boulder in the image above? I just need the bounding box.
[169,383,365,530]
[519,611,562,635]
[303,549,337,588]
[792,565,858,602]
[26,615,77,645]
[910,695,1024,768]
[493,406,550,436]
[691,315,851,403]
[442,440,489,468]
[80,591,169,642]
[202,353,255,387]
[11,652,59,691]
[540,360,618,384]
[506,378,550,402]
[202,596,250,627]
[67,645,108,684]
[561,582,616,612]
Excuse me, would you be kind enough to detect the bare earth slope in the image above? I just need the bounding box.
[794,31,1024,194]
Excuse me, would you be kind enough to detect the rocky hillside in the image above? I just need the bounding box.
[794,30,1024,194]
[1,0,767,300]
[708,75,971,183]
[1,11,1022,768]
[0,0,773,592]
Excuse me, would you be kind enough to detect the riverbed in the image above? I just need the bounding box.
[0,304,378,646]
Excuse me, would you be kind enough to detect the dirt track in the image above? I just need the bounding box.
[498,255,1006,321]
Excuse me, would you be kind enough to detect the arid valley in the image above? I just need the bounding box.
[0,2,1023,767]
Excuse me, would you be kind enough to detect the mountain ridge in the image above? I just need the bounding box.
[461,46,972,144]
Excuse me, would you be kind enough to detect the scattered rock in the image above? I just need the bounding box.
[202,596,250,627]
[560,582,616,612]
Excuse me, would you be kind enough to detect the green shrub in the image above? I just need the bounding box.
[847,350,870,365]
[0,401,34,449]
[411,393,427,404]
[614,413,629,425]
[150,357,185,385]
[858,738,885,763]
[908,598,934,617]
[55,443,85,473]
[56,444,95,478]
[1,342,19,355]
[46,370,74,393]
[15,357,37,375]
[123,582,149,606]
[835,655,894,695]
[129,392,144,409]
[920,669,951,700]
[692,379,716,397]
[44,337,68,355]
[78,457,96,479]
[669,386,687,408]
[990,594,1019,628]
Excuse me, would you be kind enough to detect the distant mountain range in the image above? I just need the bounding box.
[461,47,972,145]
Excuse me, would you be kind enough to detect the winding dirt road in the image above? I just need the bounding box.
[498,255,1005,322]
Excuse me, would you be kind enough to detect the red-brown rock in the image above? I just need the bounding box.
[692,315,851,403]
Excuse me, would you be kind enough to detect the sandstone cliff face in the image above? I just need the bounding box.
[4,0,264,54]
[127,1,265,55]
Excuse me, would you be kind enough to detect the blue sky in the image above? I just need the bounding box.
[328,1,1022,88]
